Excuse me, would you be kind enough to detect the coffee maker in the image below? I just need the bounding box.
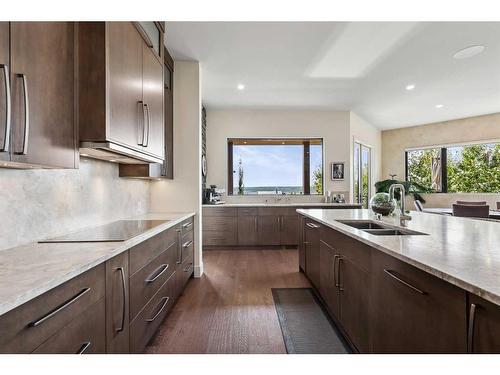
[203,185,225,205]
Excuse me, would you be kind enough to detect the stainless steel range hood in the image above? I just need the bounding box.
[80,142,164,164]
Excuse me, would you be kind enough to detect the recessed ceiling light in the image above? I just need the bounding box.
[435,104,444,109]
[453,45,485,60]
[405,84,416,91]
[237,84,245,90]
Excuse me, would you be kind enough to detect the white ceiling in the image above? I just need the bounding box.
[165,22,500,130]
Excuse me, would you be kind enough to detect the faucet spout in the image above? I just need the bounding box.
[389,183,412,226]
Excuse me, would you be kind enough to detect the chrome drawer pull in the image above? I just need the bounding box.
[0,64,11,152]
[383,269,427,295]
[76,341,92,354]
[29,288,91,327]
[116,267,126,333]
[146,296,170,323]
[182,240,193,248]
[137,101,145,146]
[306,222,319,229]
[145,263,169,283]
[182,222,193,229]
[176,229,182,264]
[144,103,150,147]
[467,303,477,353]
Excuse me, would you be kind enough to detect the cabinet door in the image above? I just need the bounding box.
[338,253,370,352]
[304,221,321,288]
[105,252,130,353]
[258,215,281,245]
[319,240,339,317]
[163,56,173,178]
[107,22,144,151]
[142,44,164,159]
[281,215,299,245]
[371,250,466,353]
[0,22,9,162]
[10,22,76,168]
[468,294,500,353]
[238,216,259,245]
[298,216,306,271]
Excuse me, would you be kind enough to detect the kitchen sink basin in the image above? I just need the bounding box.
[337,220,427,236]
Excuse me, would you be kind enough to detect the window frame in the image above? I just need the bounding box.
[226,137,324,196]
[404,140,500,194]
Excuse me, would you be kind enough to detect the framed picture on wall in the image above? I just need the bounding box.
[331,162,345,181]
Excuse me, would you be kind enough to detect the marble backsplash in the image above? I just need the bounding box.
[0,158,151,251]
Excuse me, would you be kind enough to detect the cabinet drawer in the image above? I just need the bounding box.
[181,216,194,237]
[202,230,237,246]
[238,207,258,216]
[129,227,178,274]
[32,299,106,354]
[130,273,176,353]
[181,230,194,264]
[203,207,237,217]
[0,265,105,353]
[129,242,177,320]
[203,216,237,232]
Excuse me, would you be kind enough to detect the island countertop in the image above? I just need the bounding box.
[0,212,195,317]
[202,202,361,208]
[297,208,500,306]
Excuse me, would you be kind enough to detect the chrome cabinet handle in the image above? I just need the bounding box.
[182,240,193,248]
[143,103,150,147]
[306,222,319,229]
[76,341,92,354]
[182,221,193,229]
[137,101,145,146]
[254,217,258,232]
[333,255,340,287]
[146,296,170,323]
[338,257,344,291]
[16,74,29,155]
[383,269,427,295]
[0,64,11,152]
[468,303,477,353]
[145,263,169,283]
[176,229,182,264]
[29,288,91,327]
[116,267,127,333]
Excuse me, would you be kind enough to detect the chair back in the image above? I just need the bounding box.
[452,204,490,218]
[414,200,423,211]
[456,200,487,205]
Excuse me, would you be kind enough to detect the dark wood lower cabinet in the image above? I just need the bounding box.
[237,215,259,245]
[281,214,299,245]
[304,221,321,289]
[258,215,281,245]
[370,250,467,353]
[319,240,339,317]
[468,294,500,353]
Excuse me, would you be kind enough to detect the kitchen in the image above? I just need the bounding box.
[1,1,500,374]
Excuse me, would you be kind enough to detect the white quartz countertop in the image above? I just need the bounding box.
[203,202,361,208]
[297,208,500,305]
[0,212,195,317]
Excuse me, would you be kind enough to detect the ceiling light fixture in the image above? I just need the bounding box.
[453,45,485,60]
[435,104,444,109]
[405,84,416,91]
[237,84,245,90]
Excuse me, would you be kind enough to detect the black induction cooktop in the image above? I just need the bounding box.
[39,220,168,243]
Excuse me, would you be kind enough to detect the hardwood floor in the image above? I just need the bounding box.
[146,248,310,354]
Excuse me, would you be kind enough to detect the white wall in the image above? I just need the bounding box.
[150,61,204,277]
[206,109,352,203]
[382,112,500,208]
[349,112,382,199]
[0,158,151,251]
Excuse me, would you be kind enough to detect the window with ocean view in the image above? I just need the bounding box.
[227,138,323,195]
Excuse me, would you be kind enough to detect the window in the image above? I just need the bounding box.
[227,138,323,195]
[405,142,500,193]
[353,142,372,208]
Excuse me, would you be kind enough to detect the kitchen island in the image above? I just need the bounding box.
[297,208,500,354]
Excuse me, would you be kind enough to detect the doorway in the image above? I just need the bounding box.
[353,142,372,208]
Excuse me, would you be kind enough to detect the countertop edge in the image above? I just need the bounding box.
[297,209,500,306]
[202,203,362,208]
[0,212,196,317]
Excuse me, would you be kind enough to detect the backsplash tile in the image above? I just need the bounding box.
[0,158,151,251]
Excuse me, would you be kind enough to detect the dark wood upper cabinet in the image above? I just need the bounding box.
[164,48,174,179]
[0,22,9,163]
[468,293,500,353]
[79,22,164,164]
[0,22,77,169]
[371,249,467,353]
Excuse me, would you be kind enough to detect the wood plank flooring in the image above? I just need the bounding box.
[146,249,310,354]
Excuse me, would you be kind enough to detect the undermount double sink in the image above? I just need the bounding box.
[336,220,427,236]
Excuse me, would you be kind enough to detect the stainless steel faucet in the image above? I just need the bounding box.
[389,183,412,226]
